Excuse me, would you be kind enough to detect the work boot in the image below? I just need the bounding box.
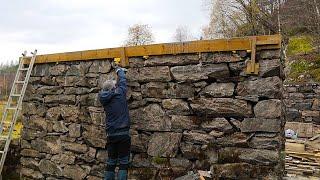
[105,171,115,180]
[118,170,127,180]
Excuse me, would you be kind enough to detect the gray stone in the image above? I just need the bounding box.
[254,99,282,118]
[31,136,62,154]
[69,123,81,138]
[241,118,281,133]
[141,82,195,99]
[53,121,69,133]
[83,125,106,148]
[147,132,182,157]
[89,60,111,73]
[49,64,67,76]
[37,86,63,95]
[191,98,252,117]
[236,77,282,99]
[145,54,200,66]
[22,116,47,131]
[200,83,235,97]
[170,158,192,169]
[64,87,91,95]
[171,116,200,130]
[127,66,171,82]
[183,130,215,144]
[39,159,63,176]
[180,142,202,159]
[258,50,280,59]
[259,59,282,77]
[32,64,50,77]
[249,137,280,150]
[171,64,229,82]
[96,150,108,163]
[130,104,171,131]
[132,154,151,167]
[51,152,76,165]
[215,133,248,147]
[20,157,39,170]
[21,149,42,158]
[202,52,241,63]
[44,95,76,104]
[62,142,88,153]
[162,99,190,115]
[286,108,301,121]
[201,118,233,133]
[63,165,88,179]
[20,168,44,179]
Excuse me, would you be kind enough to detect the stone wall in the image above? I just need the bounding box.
[284,83,320,124]
[20,48,285,179]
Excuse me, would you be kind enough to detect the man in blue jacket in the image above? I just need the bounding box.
[99,67,130,180]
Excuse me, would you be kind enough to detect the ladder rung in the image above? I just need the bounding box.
[0,135,8,140]
[11,94,21,97]
[19,68,29,71]
[6,107,18,110]
[15,81,25,84]
[0,151,4,154]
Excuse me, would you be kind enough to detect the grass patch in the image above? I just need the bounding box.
[287,36,313,56]
[0,101,22,140]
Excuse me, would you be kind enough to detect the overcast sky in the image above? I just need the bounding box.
[0,0,209,64]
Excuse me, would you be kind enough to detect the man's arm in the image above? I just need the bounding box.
[116,68,127,94]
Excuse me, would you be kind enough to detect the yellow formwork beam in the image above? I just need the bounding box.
[25,34,281,64]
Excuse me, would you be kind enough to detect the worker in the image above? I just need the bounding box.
[99,67,130,180]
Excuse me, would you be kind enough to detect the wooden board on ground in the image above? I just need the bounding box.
[286,142,305,153]
[285,122,314,138]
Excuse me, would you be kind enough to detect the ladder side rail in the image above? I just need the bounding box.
[0,50,36,173]
[0,55,25,134]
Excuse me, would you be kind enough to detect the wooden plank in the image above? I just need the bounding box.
[24,34,281,64]
[286,142,306,153]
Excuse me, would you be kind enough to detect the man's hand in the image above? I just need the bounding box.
[116,67,128,74]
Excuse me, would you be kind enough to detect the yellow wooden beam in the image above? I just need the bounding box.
[26,34,281,64]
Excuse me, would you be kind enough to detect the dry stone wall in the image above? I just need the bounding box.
[20,49,284,179]
[284,83,320,124]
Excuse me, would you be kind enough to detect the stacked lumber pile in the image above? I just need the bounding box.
[285,122,320,177]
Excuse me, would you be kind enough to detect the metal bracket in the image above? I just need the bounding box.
[246,37,259,75]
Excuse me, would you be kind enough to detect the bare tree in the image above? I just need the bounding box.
[173,26,194,42]
[124,24,154,46]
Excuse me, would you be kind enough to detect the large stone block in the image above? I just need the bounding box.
[241,118,281,133]
[130,104,171,131]
[89,60,111,73]
[38,159,63,176]
[201,52,241,63]
[254,99,282,118]
[20,168,44,179]
[127,66,171,82]
[259,59,282,77]
[218,147,279,165]
[170,64,229,82]
[144,54,200,66]
[63,165,88,180]
[200,118,233,133]
[31,137,62,154]
[37,86,63,95]
[180,142,202,160]
[141,82,194,99]
[49,64,68,76]
[162,99,191,115]
[200,83,235,97]
[44,95,76,104]
[190,98,252,117]
[236,77,282,99]
[147,132,182,157]
[171,116,200,130]
[183,130,215,144]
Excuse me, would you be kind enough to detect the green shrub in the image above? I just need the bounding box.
[287,36,313,55]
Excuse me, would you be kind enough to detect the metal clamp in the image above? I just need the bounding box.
[246,37,259,75]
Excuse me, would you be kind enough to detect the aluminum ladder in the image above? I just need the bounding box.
[0,50,37,174]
